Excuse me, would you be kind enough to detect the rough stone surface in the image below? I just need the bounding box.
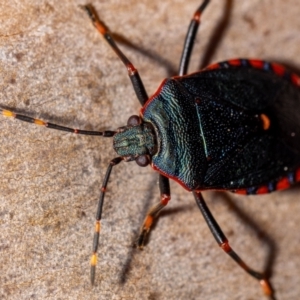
[0,1,300,299]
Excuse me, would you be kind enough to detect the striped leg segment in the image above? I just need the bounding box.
[82,5,148,106]
[136,174,171,248]
[193,191,274,298]
[179,0,210,76]
[1,108,115,136]
[90,156,123,284]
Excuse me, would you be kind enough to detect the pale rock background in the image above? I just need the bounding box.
[0,1,300,299]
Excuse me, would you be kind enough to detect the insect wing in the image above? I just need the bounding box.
[176,62,300,190]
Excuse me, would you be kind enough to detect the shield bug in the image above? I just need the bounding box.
[1,1,299,298]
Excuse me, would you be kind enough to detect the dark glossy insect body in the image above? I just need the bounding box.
[2,1,299,299]
[137,59,300,193]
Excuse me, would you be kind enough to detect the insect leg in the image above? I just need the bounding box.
[179,0,210,76]
[82,5,148,106]
[193,191,274,298]
[90,156,123,285]
[0,108,115,136]
[136,174,171,248]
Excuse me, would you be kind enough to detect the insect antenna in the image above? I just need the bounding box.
[90,156,124,284]
[0,107,122,284]
[0,108,116,136]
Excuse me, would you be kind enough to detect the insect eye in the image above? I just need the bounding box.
[127,115,141,126]
[135,155,150,167]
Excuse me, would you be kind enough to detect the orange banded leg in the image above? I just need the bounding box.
[90,156,123,284]
[0,108,115,136]
[82,5,148,106]
[136,175,170,248]
[179,0,210,75]
[193,191,274,298]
